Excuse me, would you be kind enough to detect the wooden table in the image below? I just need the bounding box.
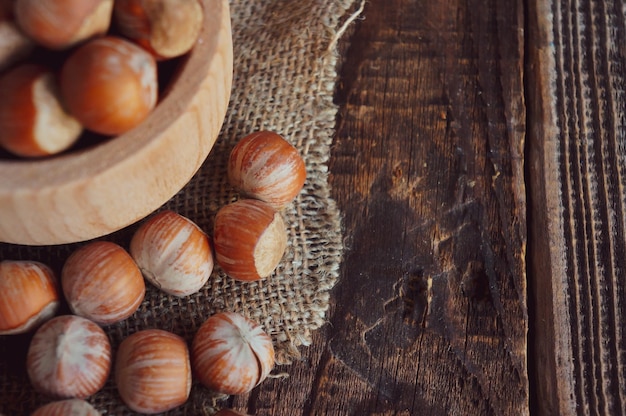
[227,0,626,415]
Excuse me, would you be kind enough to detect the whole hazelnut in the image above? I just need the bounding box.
[191,312,275,395]
[113,0,203,60]
[27,315,112,399]
[59,36,158,135]
[130,210,214,297]
[0,260,59,335]
[213,199,287,282]
[0,64,83,157]
[228,131,306,210]
[115,329,192,414]
[14,0,113,50]
[61,241,145,325]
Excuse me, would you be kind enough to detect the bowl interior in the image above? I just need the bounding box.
[0,0,233,245]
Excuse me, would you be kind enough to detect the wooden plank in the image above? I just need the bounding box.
[230,0,528,414]
[322,0,529,413]
[527,0,626,414]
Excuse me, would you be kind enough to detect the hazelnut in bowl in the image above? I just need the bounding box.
[0,0,233,245]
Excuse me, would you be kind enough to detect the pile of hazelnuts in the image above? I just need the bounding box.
[1,1,312,414]
[0,0,204,158]
[1,129,308,415]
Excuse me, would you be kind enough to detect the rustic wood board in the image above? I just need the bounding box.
[229,0,529,414]
[527,0,626,414]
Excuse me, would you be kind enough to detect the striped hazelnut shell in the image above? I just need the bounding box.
[115,329,192,414]
[62,241,145,325]
[130,210,213,297]
[191,312,275,395]
[26,315,112,399]
[228,131,306,210]
[0,260,59,335]
[31,399,102,416]
[213,199,287,282]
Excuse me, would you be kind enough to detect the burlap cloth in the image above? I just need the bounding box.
[0,0,359,414]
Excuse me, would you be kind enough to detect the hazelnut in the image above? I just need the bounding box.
[213,199,287,282]
[0,260,59,335]
[14,0,113,50]
[61,241,145,325]
[130,210,214,297]
[0,64,83,157]
[113,0,203,60]
[26,315,112,399]
[228,131,306,210]
[115,329,191,414]
[31,399,101,416]
[192,312,275,395]
[59,35,158,135]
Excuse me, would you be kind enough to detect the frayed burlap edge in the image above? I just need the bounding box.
[171,0,362,366]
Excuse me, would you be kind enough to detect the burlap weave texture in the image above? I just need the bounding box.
[0,0,355,414]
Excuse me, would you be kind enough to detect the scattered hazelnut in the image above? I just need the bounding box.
[115,329,191,414]
[59,35,158,135]
[14,0,113,50]
[213,199,287,282]
[61,241,145,325]
[0,64,83,157]
[228,131,306,210]
[31,399,101,416]
[26,315,112,399]
[130,210,214,297]
[191,311,275,395]
[113,0,204,60]
[0,260,59,335]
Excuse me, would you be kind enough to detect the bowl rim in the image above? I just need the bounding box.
[0,1,221,189]
[0,0,233,245]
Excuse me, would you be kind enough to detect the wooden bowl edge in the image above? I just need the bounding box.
[0,0,233,245]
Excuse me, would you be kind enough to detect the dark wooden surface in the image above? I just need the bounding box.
[527,0,626,414]
[232,0,531,414]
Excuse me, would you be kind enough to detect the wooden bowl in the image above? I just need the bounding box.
[0,0,233,246]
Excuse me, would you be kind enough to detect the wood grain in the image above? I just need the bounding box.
[527,0,626,414]
[0,0,232,246]
[228,0,529,414]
